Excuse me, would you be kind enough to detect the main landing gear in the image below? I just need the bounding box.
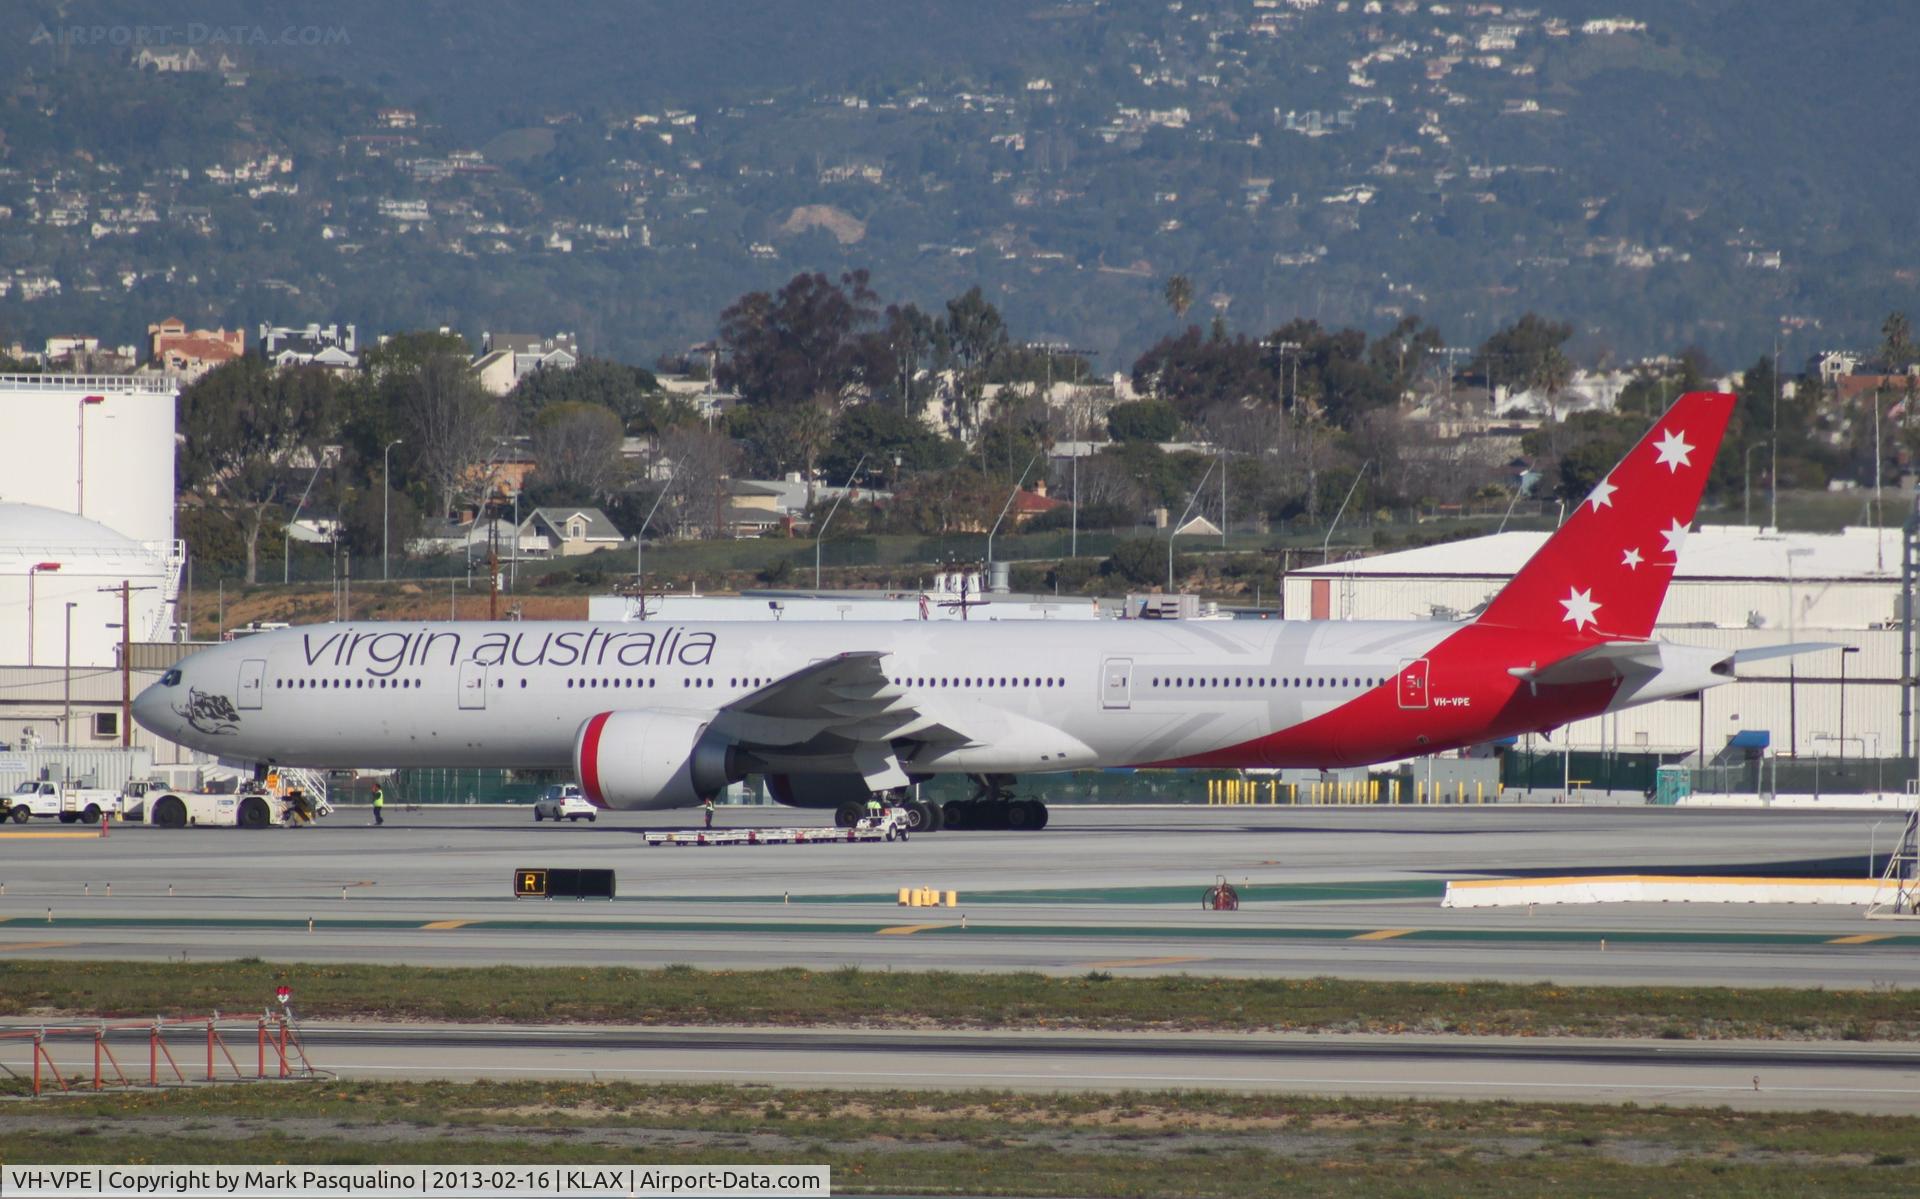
[941,774,1050,832]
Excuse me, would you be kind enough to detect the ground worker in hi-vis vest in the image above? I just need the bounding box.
[702,796,715,828]
[371,781,385,826]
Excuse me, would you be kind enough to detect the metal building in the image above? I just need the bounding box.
[1285,525,1903,761]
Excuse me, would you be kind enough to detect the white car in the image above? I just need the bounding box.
[534,790,597,822]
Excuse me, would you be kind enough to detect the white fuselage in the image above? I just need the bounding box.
[135,617,1456,780]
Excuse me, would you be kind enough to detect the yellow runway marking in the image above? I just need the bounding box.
[1351,929,1418,941]
[0,942,75,952]
[0,831,101,839]
[421,920,472,930]
[1828,933,1899,945]
[1081,956,1205,970]
[876,924,945,935]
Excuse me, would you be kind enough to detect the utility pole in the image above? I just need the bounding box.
[63,602,76,747]
[100,581,156,748]
[1770,338,1781,531]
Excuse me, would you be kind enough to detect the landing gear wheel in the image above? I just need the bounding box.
[942,800,969,830]
[1030,801,1049,830]
[1007,800,1036,830]
[903,799,941,833]
[835,802,864,828]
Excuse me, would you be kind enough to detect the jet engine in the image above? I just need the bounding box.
[574,711,737,809]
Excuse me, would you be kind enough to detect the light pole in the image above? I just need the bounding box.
[76,394,103,517]
[634,463,680,608]
[985,453,1040,579]
[26,561,60,666]
[285,463,323,585]
[1840,646,1860,761]
[62,602,76,747]
[1168,456,1219,591]
[815,454,868,590]
[1743,443,1764,527]
[382,439,404,581]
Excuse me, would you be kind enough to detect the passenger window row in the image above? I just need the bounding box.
[1150,675,1382,690]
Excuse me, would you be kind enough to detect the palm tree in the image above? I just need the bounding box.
[1163,275,1195,325]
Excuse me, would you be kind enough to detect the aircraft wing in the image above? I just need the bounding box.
[710,657,975,749]
[708,651,973,788]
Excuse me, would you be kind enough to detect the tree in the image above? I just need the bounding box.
[866,302,939,417]
[1107,399,1182,442]
[510,357,662,429]
[528,401,625,503]
[717,270,879,408]
[820,402,958,488]
[397,352,506,524]
[1472,313,1574,403]
[1162,274,1195,324]
[1883,311,1915,371]
[177,360,341,585]
[653,426,739,540]
[941,286,1008,431]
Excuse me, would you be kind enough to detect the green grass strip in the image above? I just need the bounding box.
[3,960,1918,1041]
[7,1081,1919,1196]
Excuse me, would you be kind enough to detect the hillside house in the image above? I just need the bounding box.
[148,318,243,382]
[472,331,580,395]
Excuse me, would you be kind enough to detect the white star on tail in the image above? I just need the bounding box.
[1661,518,1690,556]
[1585,477,1617,511]
[1622,547,1643,570]
[1560,586,1601,631]
[1652,428,1694,472]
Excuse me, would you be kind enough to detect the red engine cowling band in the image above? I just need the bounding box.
[574,710,734,809]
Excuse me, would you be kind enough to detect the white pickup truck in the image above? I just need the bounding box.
[2,780,122,824]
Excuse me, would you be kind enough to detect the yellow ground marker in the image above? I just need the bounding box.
[420,920,472,931]
[0,831,102,839]
[1351,928,1418,941]
[876,923,945,935]
[1828,932,1900,945]
[0,941,75,952]
[1081,956,1205,969]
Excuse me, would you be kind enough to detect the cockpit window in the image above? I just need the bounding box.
[160,669,182,687]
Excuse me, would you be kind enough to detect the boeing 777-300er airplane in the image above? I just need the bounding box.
[135,391,1825,832]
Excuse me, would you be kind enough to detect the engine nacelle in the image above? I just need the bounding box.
[765,772,875,809]
[575,710,735,810]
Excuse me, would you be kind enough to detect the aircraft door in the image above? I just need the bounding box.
[1101,657,1133,710]
[1397,658,1429,710]
[458,660,488,710]
[237,659,266,710]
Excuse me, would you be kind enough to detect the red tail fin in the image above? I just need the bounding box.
[1475,391,1735,641]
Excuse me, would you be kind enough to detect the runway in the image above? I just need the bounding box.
[0,805,1911,988]
[18,1022,1920,1114]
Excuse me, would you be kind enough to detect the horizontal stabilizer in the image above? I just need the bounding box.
[1508,641,1661,686]
[1728,642,1849,668]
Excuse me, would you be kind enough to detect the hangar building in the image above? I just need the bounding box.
[1286,525,1906,762]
